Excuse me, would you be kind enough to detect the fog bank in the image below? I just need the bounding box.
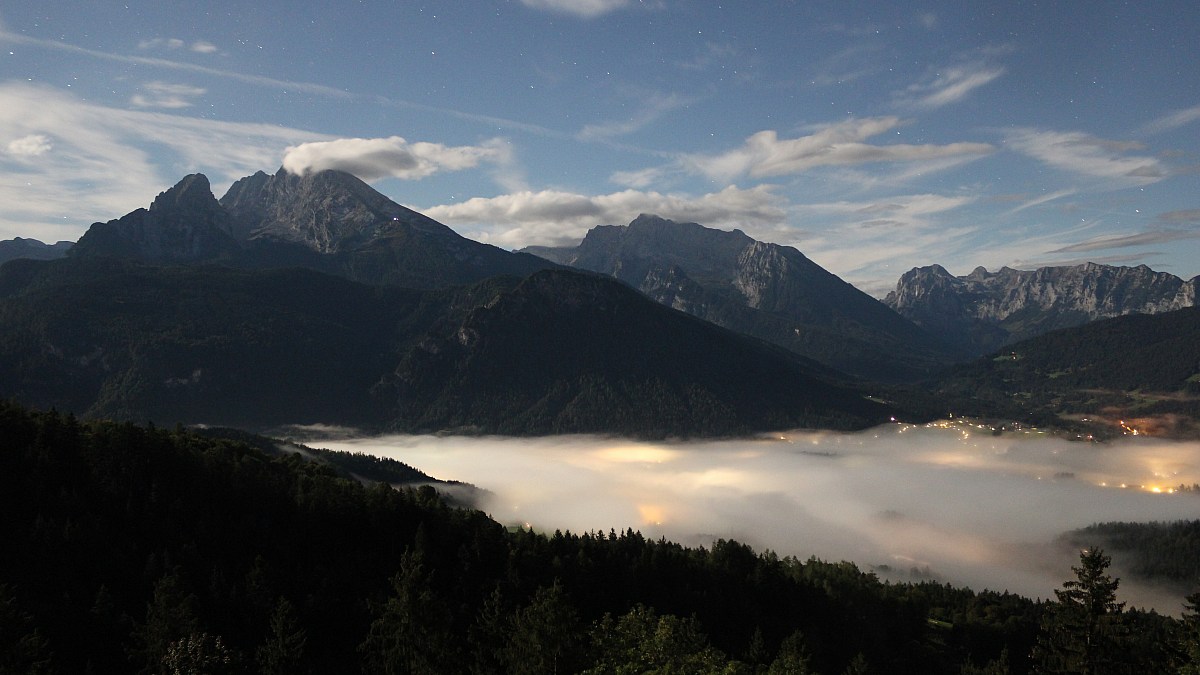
[318,422,1200,612]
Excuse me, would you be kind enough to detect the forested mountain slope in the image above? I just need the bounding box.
[4,401,1187,674]
[924,306,1200,437]
[0,257,892,437]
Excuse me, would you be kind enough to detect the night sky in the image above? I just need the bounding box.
[2,1,1197,295]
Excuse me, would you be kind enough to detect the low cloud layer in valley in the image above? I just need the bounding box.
[319,422,1200,613]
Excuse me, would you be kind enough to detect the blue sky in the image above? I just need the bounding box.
[2,1,1197,295]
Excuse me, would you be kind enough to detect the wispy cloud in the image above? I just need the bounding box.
[808,44,887,87]
[130,81,207,109]
[1158,208,1200,223]
[896,62,1005,109]
[425,184,785,248]
[682,118,994,181]
[577,92,690,141]
[0,81,328,242]
[1140,104,1200,135]
[1048,229,1200,254]
[282,136,507,182]
[4,134,52,157]
[675,41,738,72]
[800,193,976,230]
[1006,128,1166,186]
[137,37,221,54]
[0,27,584,144]
[1,29,352,100]
[790,193,980,294]
[1005,188,1077,215]
[519,0,631,18]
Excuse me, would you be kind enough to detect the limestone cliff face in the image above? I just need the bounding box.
[884,262,1198,355]
[72,173,240,262]
[69,168,554,289]
[522,214,960,382]
[220,168,453,253]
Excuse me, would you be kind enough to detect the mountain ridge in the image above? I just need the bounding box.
[0,256,894,437]
[921,305,1200,438]
[885,262,1198,355]
[69,168,557,289]
[0,237,73,265]
[523,214,963,382]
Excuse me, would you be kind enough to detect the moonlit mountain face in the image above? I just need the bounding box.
[69,169,558,288]
[524,215,962,382]
[885,263,1200,355]
[220,167,454,253]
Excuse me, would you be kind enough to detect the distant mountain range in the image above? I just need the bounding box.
[3,168,1199,437]
[885,263,1198,356]
[0,237,72,265]
[523,215,961,382]
[0,170,896,436]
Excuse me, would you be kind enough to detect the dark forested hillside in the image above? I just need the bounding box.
[377,268,894,436]
[921,306,1200,438]
[1068,520,1200,588]
[0,257,895,437]
[0,256,425,428]
[2,402,1192,674]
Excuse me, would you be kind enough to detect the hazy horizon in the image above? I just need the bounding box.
[315,421,1200,614]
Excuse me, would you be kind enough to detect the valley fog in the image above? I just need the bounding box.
[317,422,1200,613]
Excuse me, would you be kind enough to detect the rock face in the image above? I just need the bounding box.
[220,168,450,253]
[0,238,73,266]
[523,214,961,382]
[72,174,241,262]
[884,263,1199,355]
[70,168,555,288]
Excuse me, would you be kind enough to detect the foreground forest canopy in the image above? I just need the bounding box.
[4,401,1200,674]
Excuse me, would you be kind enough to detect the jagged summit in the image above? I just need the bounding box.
[71,172,238,263]
[68,168,555,288]
[149,173,216,214]
[885,262,1199,355]
[220,167,455,253]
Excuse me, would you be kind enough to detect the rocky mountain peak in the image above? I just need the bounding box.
[219,167,453,254]
[520,215,959,381]
[71,173,238,262]
[148,173,217,214]
[885,261,1199,355]
[66,167,554,289]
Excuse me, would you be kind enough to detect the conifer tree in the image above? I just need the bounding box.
[359,550,456,674]
[255,596,306,675]
[1033,547,1128,674]
[1177,591,1200,674]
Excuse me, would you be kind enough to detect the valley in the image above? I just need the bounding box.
[6,3,1200,671]
[2,169,1198,673]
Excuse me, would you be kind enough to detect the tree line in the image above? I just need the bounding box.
[2,400,1198,673]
